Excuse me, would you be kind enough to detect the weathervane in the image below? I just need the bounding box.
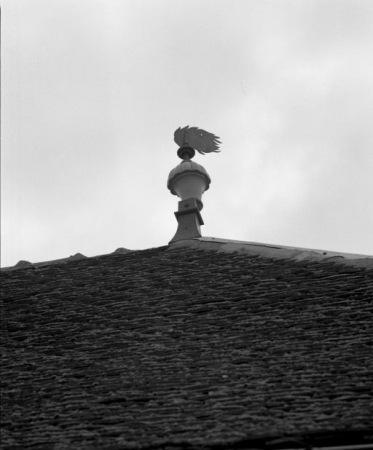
[167,126,221,244]
[174,126,221,160]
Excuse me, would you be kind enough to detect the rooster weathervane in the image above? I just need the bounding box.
[174,126,221,159]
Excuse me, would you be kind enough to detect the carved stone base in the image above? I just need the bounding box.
[169,198,204,244]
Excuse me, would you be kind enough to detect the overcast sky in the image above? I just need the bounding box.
[2,0,373,267]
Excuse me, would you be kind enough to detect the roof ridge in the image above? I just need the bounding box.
[1,247,169,272]
[2,237,372,272]
[168,238,373,269]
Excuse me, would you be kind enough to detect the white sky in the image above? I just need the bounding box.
[2,0,373,267]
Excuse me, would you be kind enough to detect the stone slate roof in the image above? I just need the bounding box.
[1,239,373,449]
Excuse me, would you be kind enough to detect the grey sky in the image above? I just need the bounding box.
[2,0,373,267]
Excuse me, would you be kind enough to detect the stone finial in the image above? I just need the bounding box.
[167,160,211,211]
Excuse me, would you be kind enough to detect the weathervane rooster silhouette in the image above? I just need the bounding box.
[174,126,221,155]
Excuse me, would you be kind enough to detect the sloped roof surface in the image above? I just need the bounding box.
[1,242,373,449]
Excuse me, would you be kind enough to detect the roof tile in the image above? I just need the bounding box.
[1,243,373,448]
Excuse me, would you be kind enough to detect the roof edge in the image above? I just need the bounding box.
[168,237,373,268]
[1,248,135,271]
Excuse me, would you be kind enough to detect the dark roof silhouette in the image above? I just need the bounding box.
[1,238,373,449]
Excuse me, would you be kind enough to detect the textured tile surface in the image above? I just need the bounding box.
[1,244,373,449]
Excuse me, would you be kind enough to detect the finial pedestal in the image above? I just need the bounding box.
[169,198,204,244]
[167,160,210,243]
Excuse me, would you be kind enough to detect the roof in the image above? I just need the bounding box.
[1,237,373,449]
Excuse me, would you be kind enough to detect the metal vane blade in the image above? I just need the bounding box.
[174,126,221,155]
